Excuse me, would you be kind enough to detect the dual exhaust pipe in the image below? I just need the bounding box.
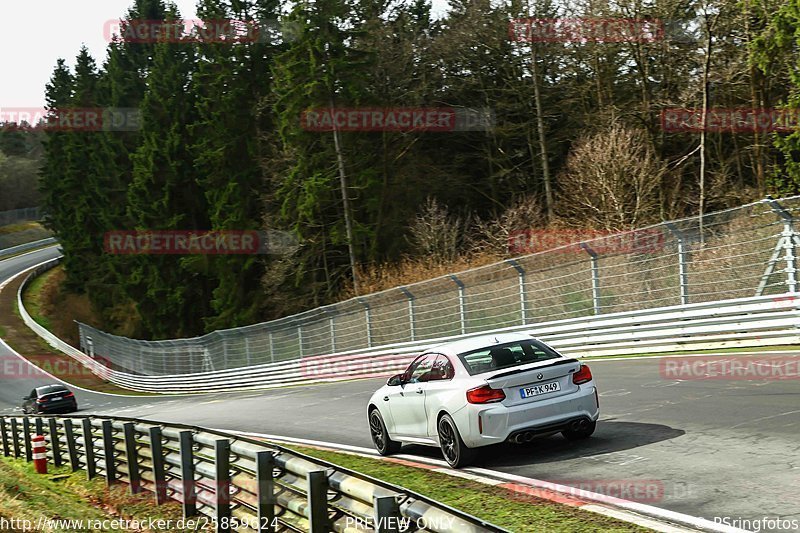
[509,418,589,444]
[510,431,536,444]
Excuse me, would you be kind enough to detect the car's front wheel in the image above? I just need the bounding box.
[369,408,401,456]
[437,414,476,468]
[562,419,596,440]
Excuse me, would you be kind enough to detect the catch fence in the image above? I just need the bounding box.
[77,197,800,375]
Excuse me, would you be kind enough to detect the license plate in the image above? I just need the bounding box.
[50,397,62,401]
[520,381,560,398]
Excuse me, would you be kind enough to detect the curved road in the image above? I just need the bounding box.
[1,248,798,529]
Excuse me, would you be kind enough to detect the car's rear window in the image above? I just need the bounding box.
[37,385,68,395]
[457,339,561,376]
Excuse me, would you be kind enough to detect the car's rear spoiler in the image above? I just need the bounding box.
[487,358,580,380]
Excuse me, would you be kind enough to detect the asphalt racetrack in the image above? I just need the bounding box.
[1,248,798,528]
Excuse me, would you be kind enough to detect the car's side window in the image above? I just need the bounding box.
[425,355,455,381]
[406,354,436,383]
[29,389,37,399]
[401,354,427,382]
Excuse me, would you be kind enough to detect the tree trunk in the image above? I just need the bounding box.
[530,45,554,220]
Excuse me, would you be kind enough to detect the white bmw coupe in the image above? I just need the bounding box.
[367,333,599,467]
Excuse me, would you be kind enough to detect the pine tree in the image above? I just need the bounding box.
[190,0,280,330]
[40,60,74,252]
[269,0,377,301]
[126,13,213,338]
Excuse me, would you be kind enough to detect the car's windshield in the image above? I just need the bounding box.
[458,339,561,376]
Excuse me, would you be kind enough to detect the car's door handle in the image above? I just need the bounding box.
[383,396,389,401]
[415,388,423,394]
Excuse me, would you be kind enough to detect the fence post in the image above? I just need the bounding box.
[255,451,276,533]
[10,418,20,458]
[123,423,141,494]
[268,331,275,363]
[399,287,416,341]
[449,275,466,334]
[359,298,373,347]
[297,323,304,358]
[580,243,601,315]
[665,223,689,305]
[48,418,62,467]
[179,431,197,518]
[82,419,96,479]
[64,419,79,471]
[506,260,527,324]
[101,420,116,486]
[374,495,402,533]
[0,418,7,457]
[149,426,168,505]
[307,470,330,533]
[772,199,798,293]
[34,418,44,436]
[215,439,232,533]
[324,308,337,354]
[245,336,251,366]
[23,417,32,461]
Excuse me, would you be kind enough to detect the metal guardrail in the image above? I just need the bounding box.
[0,238,57,259]
[0,414,505,533]
[16,256,800,393]
[77,196,800,375]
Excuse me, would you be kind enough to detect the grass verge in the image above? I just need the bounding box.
[0,267,153,396]
[283,444,652,533]
[0,455,203,531]
[22,268,52,330]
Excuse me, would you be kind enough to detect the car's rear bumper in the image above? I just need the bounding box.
[456,383,599,448]
[507,415,594,443]
[39,400,78,413]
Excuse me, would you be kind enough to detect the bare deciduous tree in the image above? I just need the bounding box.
[408,198,464,262]
[468,195,546,255]
[556,124,664,230]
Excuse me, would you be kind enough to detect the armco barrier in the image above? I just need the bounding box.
[0,414,505,533]
[0,238,58,260]
[15,257,800,393]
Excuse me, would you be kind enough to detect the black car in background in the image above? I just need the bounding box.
[21,384,78,414]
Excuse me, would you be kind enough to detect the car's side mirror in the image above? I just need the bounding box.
[387,374,403,386]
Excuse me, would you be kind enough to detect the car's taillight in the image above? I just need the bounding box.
[64,392,74,398]
[573,364,593,385]
[35,398,44,403]
[467,384,505,404]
